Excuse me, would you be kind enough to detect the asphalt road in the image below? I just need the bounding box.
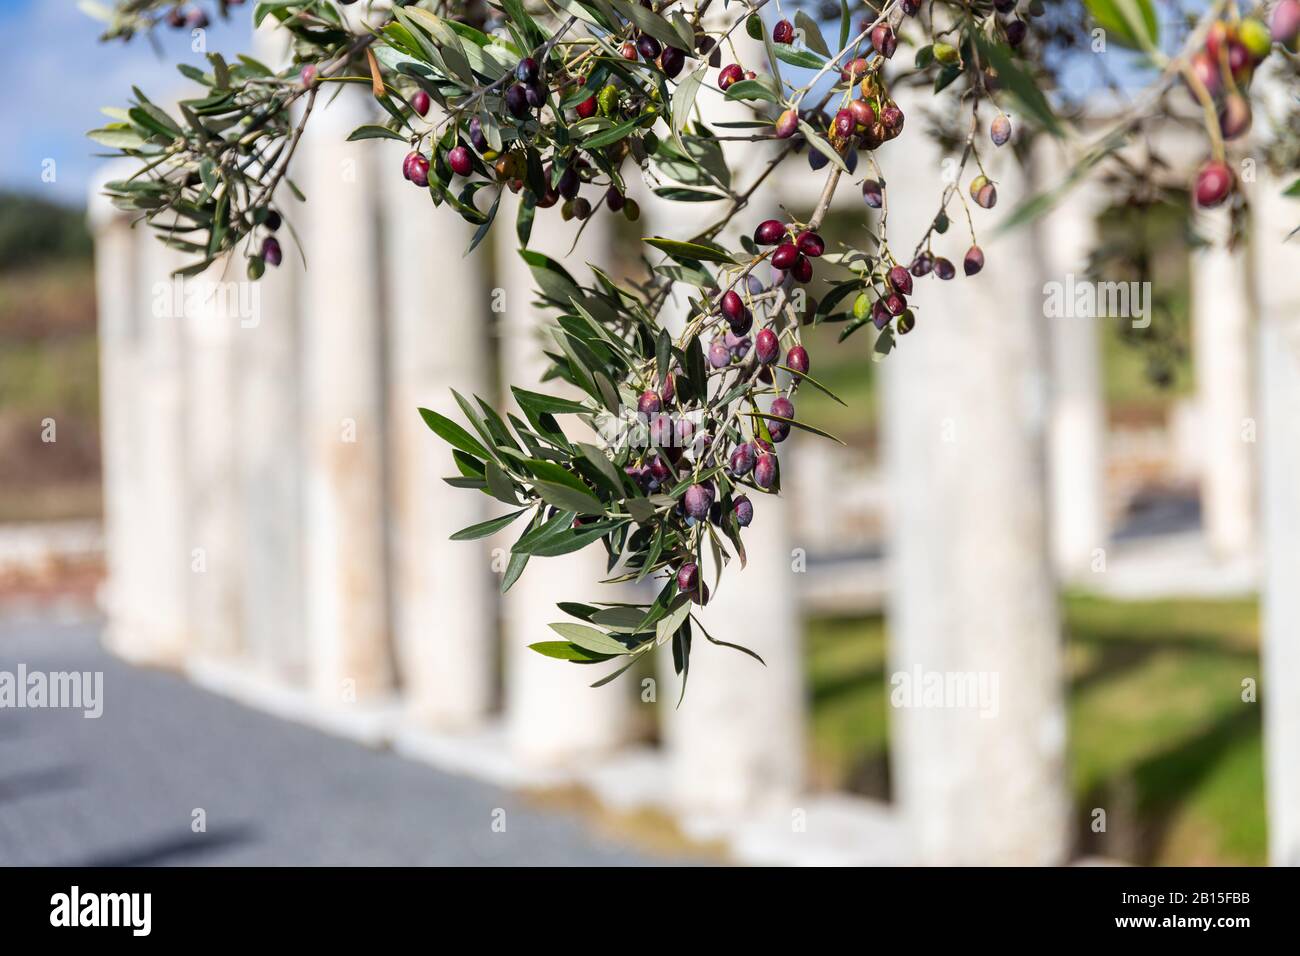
[0,614,681,866]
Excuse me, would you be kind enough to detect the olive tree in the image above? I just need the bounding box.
[87,0,1300,684]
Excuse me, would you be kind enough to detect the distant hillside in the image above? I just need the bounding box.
[0,191,93,271]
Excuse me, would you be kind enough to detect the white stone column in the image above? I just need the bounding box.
[497,193,635,767]
[88,172,145,656]
[1036,161,1107,579]
[661,492,805,818]
[382,139,496,728]
[237,219,306,682]
[881,102,1069,865]
[1255,168,1300,867]
[639,28,805,820]
[122,230,193,666]
[298,88,393,703]
[234,0,307,684]
[184,265,243,660]
[1192,208,1255,559]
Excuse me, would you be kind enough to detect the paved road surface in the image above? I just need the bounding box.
[0,614,683,866]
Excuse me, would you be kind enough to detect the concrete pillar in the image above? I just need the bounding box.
[881,102,1069,864]
[88,172,144,656]
[1036,160,1107,578]
[497,192,635,766]
[298,87,393,703]
[1255,167,1300,867]
[1192,208,1255,559]
[382,139,496,727]
[184,265,243,660]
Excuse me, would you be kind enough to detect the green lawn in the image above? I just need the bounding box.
[806,594,1266,865]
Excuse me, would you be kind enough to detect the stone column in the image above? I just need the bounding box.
[497,193,635,767]
[660,491,805,818]
[641,62,805,817]
[235,9,307,684]
[298,87,393,703]
[237,218,306,682]
[184,264,244,661]
[1036,163,1107,579]
[123,229,193,665]
[88,172,145,656]
[1191,208,1255,559]
[381,139,496,728]
[881,104,1069,864]
[1255,167,1300,867]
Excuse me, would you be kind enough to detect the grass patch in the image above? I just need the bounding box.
[806,594,1265,864]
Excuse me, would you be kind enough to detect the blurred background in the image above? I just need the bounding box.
[0,0,1293,867]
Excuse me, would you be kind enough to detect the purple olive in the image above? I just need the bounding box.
[725,331,752,360]
[684,483,714,519]
[888,265,913,295]
[730,442,757,476]
[796,231,825,258]
[754,219,786,246]
[769,396,794,442]
[505,83,530,119]
[448,146,472,177]
[709,339,732,368]
[660,47,686,78]
[990,114,1012,147]
[786,345,809,376]
[772,243,799,270]
[261,237,282,267]
[733,495,754,526]
[729,307,753,336]
[721,289,745,323]
[468,116,489,152]
[516,57,540,83]
[871,300,891,330]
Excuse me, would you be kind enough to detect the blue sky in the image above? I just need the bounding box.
[0,0,253,206]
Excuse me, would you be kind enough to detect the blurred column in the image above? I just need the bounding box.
[184,265,244,660]
[382,139,496,728]
[298,88,393,703]
[497,193,635,767]
[1191,208,1255,559]
[1035,154,1107,579]
[236,16,306,683]
[123,231,193,665]
[237,214,306,682]
[1255,166,1300,867]
[881,102,1069,864]
[88,173,146,657]
[660,490,804,817]
[643,27,804,817]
